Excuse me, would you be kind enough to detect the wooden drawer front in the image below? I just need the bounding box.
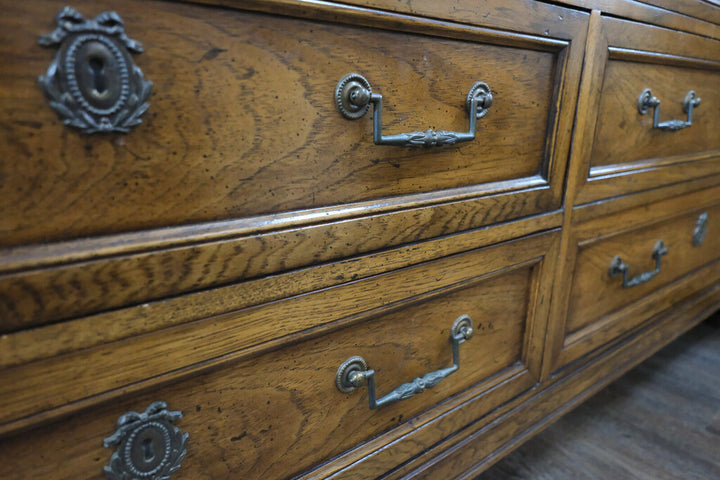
[554,193,720,370]
[0,0,585,248]
[591,62,720,170]
[0,232,557,479]
[570,16,720,207]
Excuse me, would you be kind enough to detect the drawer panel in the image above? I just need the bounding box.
[570,16,720,207]
[591,61,720,170]
[0,0,584,248]
[567,208,719,334]
[549,188,720,371]
[0,232,558,479]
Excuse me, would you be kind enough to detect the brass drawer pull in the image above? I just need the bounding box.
[609,240,668,289]
[335,73,492,148]
[637,89,701,132]
[335,315,473,409]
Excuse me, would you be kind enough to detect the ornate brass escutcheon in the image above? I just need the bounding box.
[38,6,153,134]
[103,401,188,480]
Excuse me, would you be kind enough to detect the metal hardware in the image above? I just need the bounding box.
[609,240,668,289]
[335,315,474,409]
[104,401,188,480]
[39,7,153,134]
[335,73,492,147]
[693,213,708,247]
[637,89,701,132]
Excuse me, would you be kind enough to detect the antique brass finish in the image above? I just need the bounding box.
[103,401,188,480]
[335,315,474,409]
[609,240,668,289]
[38,7,153,134]
[637,88,701,131]
[335,73,492,147]
[693,213,709,247]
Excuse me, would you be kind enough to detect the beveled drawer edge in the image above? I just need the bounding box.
[587,149,720,179]
[572,174,720,225]
[574,184,720,245]
[189,0,587,43]
[0,232,558,437]
[2,176,548,273]
[608,46,720,69]
[1,179,557,334]
[549,0,720,39]
[602,15,720,62]
[0,213,562,369]
[301,364,535,480]
[404,284,720,480]
[560,257,720,361]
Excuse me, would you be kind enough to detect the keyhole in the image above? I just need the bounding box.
[88,57,107,95]
[142,438,155,463]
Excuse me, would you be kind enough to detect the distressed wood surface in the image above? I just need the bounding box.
[0,239,553,479]
[0,0,588,333]
[1,1,719,479]
[0,183,557,333]
[1,0,566,248]
[0,231,556,436]
[566,202,720,335]
[0,212,561,369]
[565,14,720,208]
[390,289,720,479]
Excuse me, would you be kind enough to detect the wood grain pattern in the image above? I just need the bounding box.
[0,181,556,333]
[0,211,562,369]
[1,1,719,479]
[566,203,720,334]
[567,14,720,207]
[0,231,556,436]
[0,0,567,248]
[545,185,720,374]
[0,253,548,479]
[590,61,720,168]
[391,288,720,480]
[0,0,589,333]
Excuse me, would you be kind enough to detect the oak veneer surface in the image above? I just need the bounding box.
[0,240,552,479]
[0,0,588,334]
[1,0,562,248]
[591,60,720,169]
[566,203,720,334]
[478,315,720,480]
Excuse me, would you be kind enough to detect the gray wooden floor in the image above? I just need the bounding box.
[477,314,720,480]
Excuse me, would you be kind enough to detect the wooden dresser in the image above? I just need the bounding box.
[1,1,719,478]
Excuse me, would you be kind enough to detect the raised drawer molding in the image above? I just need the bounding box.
[0,1,718,479]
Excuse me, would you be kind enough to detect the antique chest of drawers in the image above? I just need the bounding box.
[1,1,719,479]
